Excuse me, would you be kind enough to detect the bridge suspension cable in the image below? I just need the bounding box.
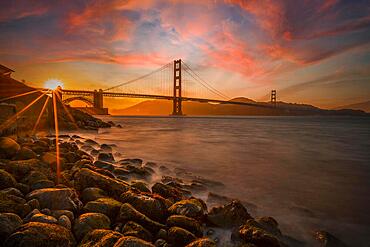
[181,61,229,100]
[103,62,172,92]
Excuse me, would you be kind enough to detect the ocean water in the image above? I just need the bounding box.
[66,116,370,246]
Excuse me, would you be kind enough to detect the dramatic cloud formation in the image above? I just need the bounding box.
[0,0,369,107]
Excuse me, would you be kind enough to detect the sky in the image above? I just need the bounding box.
[0,0,369,109]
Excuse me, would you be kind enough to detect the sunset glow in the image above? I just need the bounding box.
[44,79,64,90]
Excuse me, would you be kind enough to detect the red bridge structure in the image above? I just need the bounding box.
[46,59,275,115]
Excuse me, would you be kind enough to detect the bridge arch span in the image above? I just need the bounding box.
[63,96,94,106]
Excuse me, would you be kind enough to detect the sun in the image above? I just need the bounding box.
[44,79,64,90]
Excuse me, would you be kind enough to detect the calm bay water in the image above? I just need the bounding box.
[69,116,370,246]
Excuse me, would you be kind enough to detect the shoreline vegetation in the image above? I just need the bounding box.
[0,133,350,247]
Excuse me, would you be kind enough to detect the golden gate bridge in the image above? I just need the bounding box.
[50,59,276,115]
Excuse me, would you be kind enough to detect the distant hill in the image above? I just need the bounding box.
[335,100,370,113]
[111,97,369,116]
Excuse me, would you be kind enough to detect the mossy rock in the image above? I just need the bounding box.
[5,222,76,247]
[0,169,17,190]
[0,137,20,159]
[79,229,123,247]
[83,197,122,220]
[73,213,111,241]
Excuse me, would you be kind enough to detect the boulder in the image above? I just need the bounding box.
[93,160,115,172]
[3,159,37,181]
[0,191,31,217]
[27,198,40,210]
[5,222,76,247]
[74,168,129,199]
[314,230,349,247]
[113,236,155,247]
[152,182,184,202]
[51,210,74,222]
[80,229,123,247]
[0,137,20,159]
[131,181,151,193]
[1,187,23,198]
[239,220,281,247]
[118,203,165,233]
[121,221,153,242]
[0,169,17,189]
[22,171,48,186]
[29,213,58,224]
[168,198,207,220]
[120,159,143,166]
[0,213,22,240]
[185,238,217,247]
[14,147,37,160]
[73,213,111,241]
[120,190,169,222]
[100,144,113,153]
[26,188,82,212]
[166,215,203,237]
[81,187,107,203]
[15,183,30,194]
[30,179,55,190]
[83,197,122,220]
[98,153,115,163]
[207,200,252,228]
[167,226,196,247]
[58,215,72,230]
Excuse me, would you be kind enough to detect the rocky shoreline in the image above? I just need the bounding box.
[0,135,348,247]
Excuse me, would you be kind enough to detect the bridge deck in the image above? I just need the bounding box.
[58,89,274,109]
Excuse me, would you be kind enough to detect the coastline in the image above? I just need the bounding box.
[0,131,350,246]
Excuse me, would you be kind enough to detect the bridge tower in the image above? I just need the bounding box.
[172,59,183,115]
[93,89,104,109]
[271,90,277,107]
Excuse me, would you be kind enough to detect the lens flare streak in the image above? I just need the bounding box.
[52,91,61,185]
[32,96,50,134]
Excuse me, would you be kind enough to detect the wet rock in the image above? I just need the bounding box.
[24,209,41,222]
[113,168,130,176]
[152,182,184,202]
[30,179,55,190]
[0,191,31,217]
[94,167,116,178]
[80,229,123,247]
[166,215,203,237]
[185,238,217,247]
[0,169,17,189]
[90,149,99,157]
[120,190,169,222]
[256,217,282,236]
[74,168,129,199]
[40,208,52,215]
[14,147,37,160]
[98,152,115,163]
[29,213,58,224]
[27,198,40,210]
[15,183,30,195]
[314,230,349,247]
[121,221,153,242]
[207,200,252,228]
[93,160,115,172]
[120,158,143,166]
[0,213,22,240]
[168,226,196,247]
[73,213,111,241]
[41,151,65,167]
[5,222,76,247]
[81,144,94,152]
[114,236,155,247]
[0,137,20,159]
[26,188,82,212]
[100,144,113,153]
[22,170,47,184]
[168,198,207,220]
[118,203,165,233]
[156,228,167,240]
[81,187,107,203]
[84,197,122,220]
[154,239,167,247]
[1,187,23,198]
[85,139,99,146]
[51,210,74,222]
[58,215,72,230]
[238,220,281,247]
[131,181,151,193]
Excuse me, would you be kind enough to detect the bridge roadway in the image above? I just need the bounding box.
[60,89,274,109]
